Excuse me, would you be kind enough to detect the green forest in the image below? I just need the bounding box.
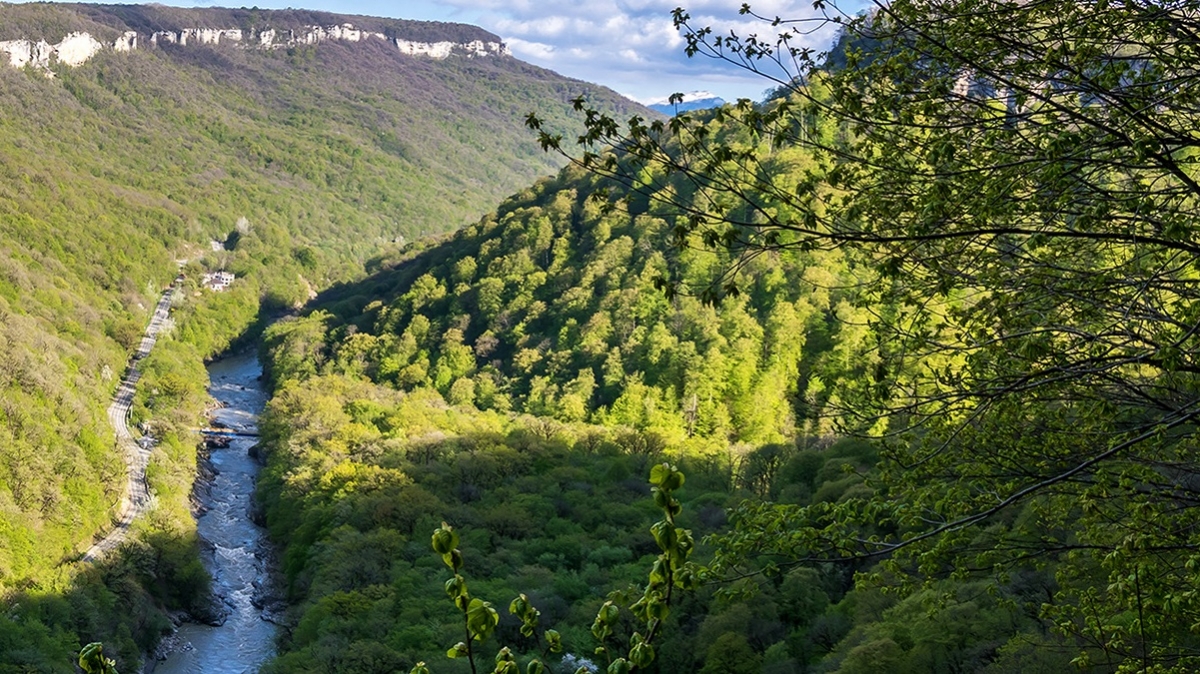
[251,168,1073,672]
[0,3,645,670]
[5,0,1200,672]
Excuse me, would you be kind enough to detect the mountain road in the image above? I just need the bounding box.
[82,283,176,562]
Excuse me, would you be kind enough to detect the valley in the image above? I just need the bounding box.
[155,351,277,674]
[1,1,1196,673]
[0,2,649,669]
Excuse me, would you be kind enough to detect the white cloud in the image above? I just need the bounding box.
[434,0,865,101]
[492,15,576,38]
[505,37,557,60]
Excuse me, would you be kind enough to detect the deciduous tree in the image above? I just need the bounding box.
[528,0,1200,667]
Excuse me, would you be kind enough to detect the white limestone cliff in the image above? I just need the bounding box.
[394,38,453,58]
[113,31,138,52]
[0,38,51,68]
[55,32,104,66]
[0,23,509,74]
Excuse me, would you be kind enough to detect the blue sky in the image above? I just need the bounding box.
[10,1,867,102]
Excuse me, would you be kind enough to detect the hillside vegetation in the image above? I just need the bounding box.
[254,135,1075,671]
[0,3,648,669]
[266,161,857,448]
[8,0,1186,670]
[254,1,1200,657]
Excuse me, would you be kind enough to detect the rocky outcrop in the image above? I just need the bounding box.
[0,38,51,68]
[0,23,509,75]
[0,31,115,70]
[55,32,104,65]
[113,30,138,52]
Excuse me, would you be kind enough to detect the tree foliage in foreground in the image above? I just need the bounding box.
[528,0,1200,669]
[78,642,118,674]
[426,462,694,674]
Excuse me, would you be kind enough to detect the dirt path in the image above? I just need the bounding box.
[83,284,176,562]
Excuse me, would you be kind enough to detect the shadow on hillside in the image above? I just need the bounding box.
[302,232,465,329]
[0,529,211,673]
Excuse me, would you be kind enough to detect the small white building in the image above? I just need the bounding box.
[202,271,235,291]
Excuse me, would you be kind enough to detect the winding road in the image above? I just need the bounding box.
[83,283,177,562]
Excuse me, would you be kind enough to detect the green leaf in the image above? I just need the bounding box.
[630,640,655,668]
[545,629,563,653]
[649,463,684,491]
[432,522,459,554]
[79,643,118,674]
[445,575,467,600]
[509,594,529,617]
[651,520,678,553]
[467,598,499,641]
[607,658,631,674]
[592,601,620,640]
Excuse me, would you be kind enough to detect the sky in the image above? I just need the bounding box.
[18,0,869,103]
[339,0,869,103]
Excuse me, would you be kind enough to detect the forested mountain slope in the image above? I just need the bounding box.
[253,154,856,671]
[0,4,644,265]
[254,132,1087,671]
[0,3,648,666]
[265,160,862,450]
[251,0,1200,670]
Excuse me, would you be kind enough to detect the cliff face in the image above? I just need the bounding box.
[0,22,509,73]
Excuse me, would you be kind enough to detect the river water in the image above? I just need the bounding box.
[155,352,278,673]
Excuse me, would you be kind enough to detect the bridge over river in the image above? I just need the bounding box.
[197,428,260,439]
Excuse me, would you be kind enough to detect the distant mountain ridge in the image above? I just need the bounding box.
[0,5,510,72]
[0,4,496,42]
[647,90,725,114]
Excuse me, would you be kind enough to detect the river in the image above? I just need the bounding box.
[155,351,279,674]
